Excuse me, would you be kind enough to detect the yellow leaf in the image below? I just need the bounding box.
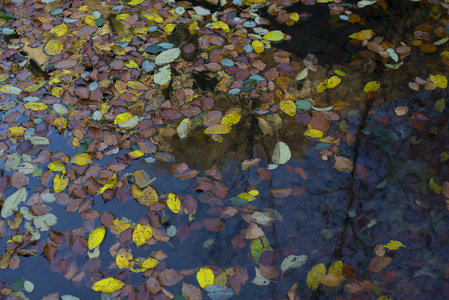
[211,21,229,33]
[128,0,145,5]
[326,76,341,88]
[435,98,445,112]
[430,74,448,89]
[221,112,241,127]
[441,51,449,59]
[304,128,324,139]
[48,161,66,172]
[289,12,299,22]
[167,193,181,213]
[92,278,125,293]
[189,22,199,35]
[128,150,144,158]
[51,87,63,97]
[349,29,375,40]
[70,153,93,166]
[214,272,227,285]
[133,224,153,247]
[99,174,117,194]
[51,23,68,37]
[141,257,159,269]
[197,267,215,289]
[165,23,176,34]
[44,39,63,56]
[53,173,68,192]
[248,189,259,196]
[24,82,45,93]
[126,80,147,91]
[110,218,131,235]
[125,60,138,69]
[263,30,284,42]
[8,126,26,136]
[24,102,48,111]
[236,192,256,202]
[252,40,264,53]
[54,117,67,131]
[141,10,164,23]
[114,112,133,125]
[306,263,326,290]
[364,81,380,93]
[429,177,442,194]
[384,240,405,250]
[279,100,296,116]
[204,124,231,135]
[101,103,110,114]
[328,260,343,275]
[131,184,158,206]
[84,15,96,26]
[88,227,106,250]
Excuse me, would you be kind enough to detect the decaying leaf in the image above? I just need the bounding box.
[307,263,326,290]
[252,267,270,286]
[281,255,308,276]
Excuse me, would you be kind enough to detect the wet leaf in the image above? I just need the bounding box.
[132,184,158,206]
[99,174,117,194]
[263,30,284,41]
[177,118,190,140]
[154,65,172,86]
[435,98,445,112]
[92,278,124,293]
[155,48,181,65]
[279,100,296,116]
[44,39,63,56]
[167,193,181,213]
[204,124,231,135]
[252,40,264,53]
[1,187,27,218]
[281,255,308,276]
[24,102,48,111]
[320,273,346,287]
[333,156,354,173]
[363,81,380,93]
[70,153,93,166]
[221,112,241,127]
[197,267,215,289]
[430,74,448,89]
[116,248,132,269]
[429,177,442,194]
[307,263,326,290]
[88,227,106,250]
[53,173,68,192]
[251,236,273,264]
[272,142,291,164]
[328,260,343,275]
[252,267,270,286]
[384,240,405,250]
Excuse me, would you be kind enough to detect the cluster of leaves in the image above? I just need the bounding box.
[0,0,448,298]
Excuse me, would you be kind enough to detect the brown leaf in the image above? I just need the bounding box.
[146,277,162,294]
[367,256,392,273]
[242,223,264,239]
[320,273,346,287]
[259,264,278,279]
[158,269,183,286]
[270,188,292,198]
[333,156,354,173]
[202,219,225,232]
[182,282,202,300]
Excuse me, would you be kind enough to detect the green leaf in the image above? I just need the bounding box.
[272,142,291,165]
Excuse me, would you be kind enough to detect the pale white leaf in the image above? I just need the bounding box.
[1,187,27,218]
[272,142,291,165]
[281,255,308,276]
[251,268,270,286]
[155,48,181,65]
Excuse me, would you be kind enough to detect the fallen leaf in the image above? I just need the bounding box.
[88,227,106,250]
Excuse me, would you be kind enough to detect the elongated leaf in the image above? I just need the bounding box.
[155,48,181,65]
[281,255,308,276]
[1,187,27,218]
[88,227,106,250]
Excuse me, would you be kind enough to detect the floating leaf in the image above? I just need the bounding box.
[24,102,48,111]
[70,153,93,166]
[114,112,133,125]
[304,128,323,139]
[307,263,326,290]
[155,48,181,65]
[53,173,68,192]
[320,273,346,287]
[132,184,158,206]
[88,227,106,250]
[127,80,148,91]
[279,100,296,116]
[252,267,270,286]
[430,74,448,89]
[99,174,117,194]
[1,187,27,218]
[281,255,308,275]
[197,267,215,289]
[154,65,172,86]
[48,161,66,172]
[212,21,229,33]
[435,98,445,112]
[50,23,67,37]
[204,124,231,135]
[272,142,291,165]
[384,240,405,250]
[44,39,63,56]
[116,248,132,269]
[363,81,380,93]
[221,112,241,126]
[263,30,284,41]
[250,236,272,264]
[252,40,264,53]
[177,118,190,140]
[167,193,181,213]
[333,156,354,173]
[328,260,343,275]
[429,177,442,194]
[133,224,153,247]
[92,278,125,293]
